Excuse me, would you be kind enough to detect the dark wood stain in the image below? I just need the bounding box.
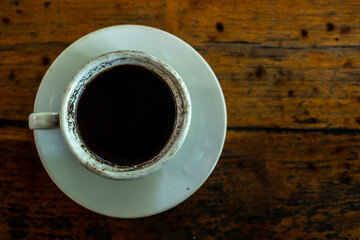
[42,56,50,65]
[9,0,20,5]
[255,66,266,78]
[343,59,352,68]
[2,17,11,24]
[300,29,308,37]
[154,13,162,20]
[237,161,244,169]
[333,146,345,154]
[307,162,317,171]
[312,87,320,93]
[43,1,51,8]
[216,22,224,32]
[340,176,352,185]
[340,25,351,34]
[8,70,15,80]
[326,22,335,31]
[30,32,39,38]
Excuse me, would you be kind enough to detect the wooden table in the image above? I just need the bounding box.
[1,0,360,239]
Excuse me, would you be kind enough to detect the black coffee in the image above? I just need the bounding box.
[76,65,176,166]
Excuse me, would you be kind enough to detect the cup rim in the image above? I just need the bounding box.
[59,50,191,180]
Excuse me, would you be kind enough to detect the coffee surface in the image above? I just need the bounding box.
[77,64,176,166]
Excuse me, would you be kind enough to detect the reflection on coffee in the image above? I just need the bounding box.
[76,65,176,166]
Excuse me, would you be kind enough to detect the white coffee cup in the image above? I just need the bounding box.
[29,50,191,180]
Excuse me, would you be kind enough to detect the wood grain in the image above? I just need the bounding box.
[1,0,360,239]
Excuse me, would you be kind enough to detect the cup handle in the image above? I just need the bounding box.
[28,112,59,129]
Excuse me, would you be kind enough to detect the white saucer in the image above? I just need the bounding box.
[33,25,227,218]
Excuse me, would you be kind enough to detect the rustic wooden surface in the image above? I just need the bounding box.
[1,0,360,239]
